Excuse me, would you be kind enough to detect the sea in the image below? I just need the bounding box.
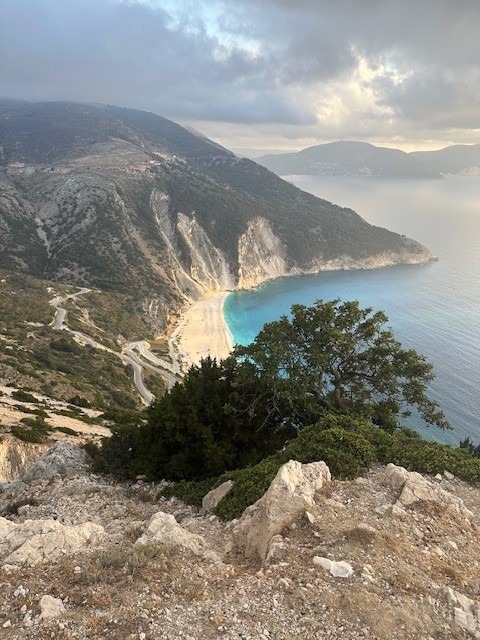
[224,175,480,445]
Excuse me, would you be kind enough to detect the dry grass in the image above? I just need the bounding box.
[344,525,377,545]
[76,542,170,586]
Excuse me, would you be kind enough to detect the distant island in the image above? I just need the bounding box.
[255,140,480,177]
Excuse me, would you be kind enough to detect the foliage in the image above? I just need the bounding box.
[162,412,480,520]
[159,478,219,507]
[11,389,38,403]
[90,424,144,480]
[235,299,449,432]
[11,416,52,443]
[284,426,376,478]
[55,426,78,436]
[213,456,285,521]
[69,395,91,408]
[131,357,294,481]
[459,436,480,458]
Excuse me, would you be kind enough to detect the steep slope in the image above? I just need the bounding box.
[257,141,440,178]
[411,144,480,175]
[0,102,434,333]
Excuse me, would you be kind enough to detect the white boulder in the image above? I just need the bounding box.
[201,480,234,514]
[39,595,65,619]
[232,460,331,563]
[0,517,104,566]
[313,556,354,578]
[135,512,207,555]
[382,464,473,520]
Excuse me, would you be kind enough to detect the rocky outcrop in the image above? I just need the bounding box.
[0,440,90,514]
[233,460,331,563]
[177,213,233,294]
[238,217,288,289]
[21,439,88,484]
[0,517,105,566]
[135,511,208,556]
[382,463,474,520]
[201,480,234,514]
[443,587,480,636]
[0,436,46,483]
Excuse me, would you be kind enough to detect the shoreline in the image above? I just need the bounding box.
[170,291,234,370]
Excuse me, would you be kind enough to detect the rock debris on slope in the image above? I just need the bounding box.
[0,442,479,639]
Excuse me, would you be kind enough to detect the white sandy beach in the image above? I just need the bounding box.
[171,292,234,368]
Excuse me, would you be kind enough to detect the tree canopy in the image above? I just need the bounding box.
[130,356,295,481]
[97,298,449,482]
[234,299,449,432]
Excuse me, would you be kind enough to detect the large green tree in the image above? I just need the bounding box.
[234,299,449,432]
[132,356,295,480]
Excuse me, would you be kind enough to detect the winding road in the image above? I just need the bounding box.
[49,288,180,404]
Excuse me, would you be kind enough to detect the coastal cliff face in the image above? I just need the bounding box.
[236,216,434,290]
[0,101,435,332]
[238,218,288,289]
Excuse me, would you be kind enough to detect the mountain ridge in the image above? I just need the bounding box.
[0,101,434,339]
[256,140,441,177]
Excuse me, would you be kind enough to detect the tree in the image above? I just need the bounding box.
[234,299,449,432]
[132,357,295,481]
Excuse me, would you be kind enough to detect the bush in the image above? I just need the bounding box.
[213,456,285,521]
[160,477,219,507]
[11,417,52,443]
[11,389,37,403]
[55,426,78,436]
[284,426,376,479]
[69,395,91,408]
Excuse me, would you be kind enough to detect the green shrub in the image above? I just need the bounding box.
[11,389,37,403]
[213,456,285,521]
[69,395,91,408]
[284,425,376,479]
[160,477,219,507]
[55,426,79,436]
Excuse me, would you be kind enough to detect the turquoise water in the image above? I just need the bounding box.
[224,175,480,445]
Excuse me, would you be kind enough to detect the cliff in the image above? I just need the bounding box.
[0,101,435,335]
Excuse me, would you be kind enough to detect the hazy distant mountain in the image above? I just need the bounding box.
[0,102,433,334]
[256,141,440,178]
[411,144,480,175]
[232,147,297,159]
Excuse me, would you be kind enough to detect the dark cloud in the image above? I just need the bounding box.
[0,0,478,145]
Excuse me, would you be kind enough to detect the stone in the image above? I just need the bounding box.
[382,464,473,520]
[135,511,207,555]
[232,460,330,563]
[39,595,65,619]
[444,470,455,480]
[22,440,88,483]
[443,587,480,635]
[265,535,287,563]
[201,481,234,514]
[0,517,104,566]
[376,503,407,517]
[313,556,354,578]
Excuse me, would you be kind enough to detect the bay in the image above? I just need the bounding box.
[224,175,480,445]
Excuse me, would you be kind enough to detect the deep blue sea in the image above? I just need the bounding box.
[224,175,480,445]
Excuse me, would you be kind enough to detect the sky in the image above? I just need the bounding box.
[1,0,479,152]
